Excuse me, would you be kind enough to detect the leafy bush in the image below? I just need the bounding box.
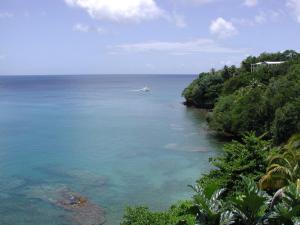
[221,72,251,95]
[182,71,224,109]
[190,176,299,225]
[189,182,225,224]
[221,177,270,225]
[260,134,300,191]
[210,83,268,136]
[121,201,196,225]
[271,100,300,144]
[267,182,300,225]
[198,133,271,193]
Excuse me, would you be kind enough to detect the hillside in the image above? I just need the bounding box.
[182,50,300,144]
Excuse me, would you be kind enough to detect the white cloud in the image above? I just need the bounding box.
[210,17,238,38]
[109,39,245,55]
[231,9,284,28]
[268,10,284,21]
[73,23,105,34]
[244,0,258,7]
[0,12,14,18]
[172,13,187,28]
[253,10,283,24]
[287,0,300,23]
[73,23,90,32]
[254,11,267,24]
[64,0,164,22]
[187,0,215,4]
[171,0,217,7]
[230,18,255,26]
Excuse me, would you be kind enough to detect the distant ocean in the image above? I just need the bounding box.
[0,75,222,225]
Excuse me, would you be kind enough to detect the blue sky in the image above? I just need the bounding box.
[0,0,300,75]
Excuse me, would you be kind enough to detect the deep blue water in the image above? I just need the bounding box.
[0,75,222,225]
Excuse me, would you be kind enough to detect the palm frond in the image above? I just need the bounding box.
[267,165,293,179]
[268,157,292,169]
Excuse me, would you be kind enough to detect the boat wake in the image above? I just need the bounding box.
[130,86,150,92]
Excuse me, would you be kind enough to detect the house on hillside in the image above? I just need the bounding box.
[251,61,285,72]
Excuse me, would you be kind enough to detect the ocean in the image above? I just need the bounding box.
[0,75,222,225]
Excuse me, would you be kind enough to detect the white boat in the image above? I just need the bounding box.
[141,86,150,92]
[130,86,150,92]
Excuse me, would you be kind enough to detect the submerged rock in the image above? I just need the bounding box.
[24,184,105,225]
[56,189,106,225]
[56,190,88,209]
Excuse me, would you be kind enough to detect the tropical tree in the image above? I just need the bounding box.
[121,201,196,225]
[189,182,226,225]
[271,100,300,144]
[221,177,270,225]
[267,181,300,225]
[259,134,300,191]
[209,83,269,137]
[182,71,224,109]
[199,133,271,194]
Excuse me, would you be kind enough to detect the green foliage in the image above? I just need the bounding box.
[199,133,271,193]
[271,99,300,144]
[182,65,239,109]
[221,177,270,225]
[183,50,300,144]
[121,177,300,225]
[265,65,300,112]
[241,50,299,72]
[260,134,300,191]
[221,65,238,80]
[221,72,251,95]
[210,83,268,136]
[189,182,226,224]
[121,207,172,225]
[268,182,300,225]
[120,201,196,225]
[182,71,224,109]
[210,67,300,140]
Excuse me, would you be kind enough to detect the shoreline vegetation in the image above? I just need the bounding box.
[121,50,300,225]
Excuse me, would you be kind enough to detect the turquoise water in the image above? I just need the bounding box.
[0,75,222,225]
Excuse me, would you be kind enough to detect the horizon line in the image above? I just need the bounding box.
[0,73,198,76]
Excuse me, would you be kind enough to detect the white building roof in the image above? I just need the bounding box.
[255,61,285,65]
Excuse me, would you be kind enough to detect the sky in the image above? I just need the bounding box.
[0,0,300,75]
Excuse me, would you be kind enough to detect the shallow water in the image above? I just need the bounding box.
[0,75,222,225]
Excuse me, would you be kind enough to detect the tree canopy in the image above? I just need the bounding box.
[182,50,300,144]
